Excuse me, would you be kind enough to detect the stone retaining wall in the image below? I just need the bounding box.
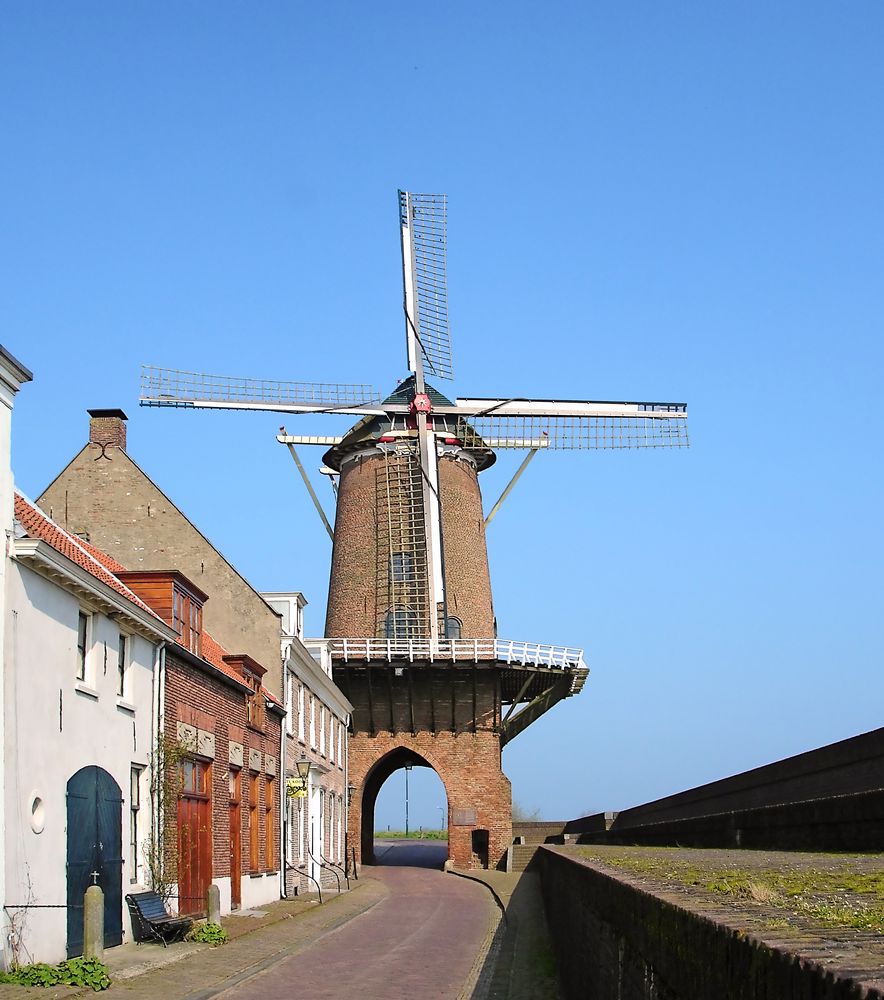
[538,847,883,1000]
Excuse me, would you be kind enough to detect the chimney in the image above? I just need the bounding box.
[87,408,128,452]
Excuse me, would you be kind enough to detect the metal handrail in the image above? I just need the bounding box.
[324,637,585,670]
[286,861,323,904]
[321,852,349,890]
[307,842,341,895]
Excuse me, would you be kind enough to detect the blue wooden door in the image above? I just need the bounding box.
[66,766,124,956]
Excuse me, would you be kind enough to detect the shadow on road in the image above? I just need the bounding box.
[372,837,449,868]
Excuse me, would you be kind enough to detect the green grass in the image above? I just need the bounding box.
[579,849,884,934]
[374,829,448,840]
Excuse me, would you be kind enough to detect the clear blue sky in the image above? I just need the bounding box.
[3,3,883,830]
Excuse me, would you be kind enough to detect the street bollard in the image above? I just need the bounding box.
[206,884,221,925]
[83,885,104,961]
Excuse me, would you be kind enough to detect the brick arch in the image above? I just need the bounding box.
[358,744,449,864]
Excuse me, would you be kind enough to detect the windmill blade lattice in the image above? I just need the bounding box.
[462,411,689,450]
[140,366,381,412]
[400,191,453,380]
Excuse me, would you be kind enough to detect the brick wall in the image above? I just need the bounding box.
[164,650,281,888]
[439,456,495,638]
[39,435,284,694]
[325,455,378,636]
[345,666,511,870]
[539,847,882,1000]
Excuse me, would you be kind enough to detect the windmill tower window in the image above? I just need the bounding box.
[385,606,417,639]
[390,552,413,583]
[445,617,463,640]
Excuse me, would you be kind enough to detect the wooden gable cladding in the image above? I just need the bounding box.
[117,570,209,655]
[223,654,267,732]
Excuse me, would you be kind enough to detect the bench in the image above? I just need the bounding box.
[125,891,193,947]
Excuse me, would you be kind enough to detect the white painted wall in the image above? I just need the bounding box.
[3,561,158,965]
[0,348,31,966]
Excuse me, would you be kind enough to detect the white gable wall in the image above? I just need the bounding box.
[4,560,158,965]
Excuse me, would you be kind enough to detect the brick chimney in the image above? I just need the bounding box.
[87,408,128,451]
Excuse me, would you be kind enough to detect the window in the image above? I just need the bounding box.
[245,672,265,732]
[285,673,294,735]
[117,633,128,697]
[329,717,335,765]
[337,723,343,770]
[297,684,305,742]
[390,551,413,583]
[172,586,202,656]
[76,612,89,681]
[249,773,259,871]
[384,606,417,639]
[446,617,463,640]
[309,696,316,749]
[328,795,334,861]
[319,705,326,757]
[129,766,142,882]
[265,776,274,871]
[189,601,201,655]
[180,759,209,797]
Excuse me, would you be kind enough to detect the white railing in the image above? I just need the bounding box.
[321,637,585,670]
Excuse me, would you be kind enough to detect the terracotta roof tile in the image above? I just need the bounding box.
[14,493,160,620]
[15,493,282,707]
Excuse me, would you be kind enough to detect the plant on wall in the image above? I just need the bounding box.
[143,733,189,902]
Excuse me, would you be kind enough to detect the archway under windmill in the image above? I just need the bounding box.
[361,747,448,867]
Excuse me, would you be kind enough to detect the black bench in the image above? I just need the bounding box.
[125,891,193,946]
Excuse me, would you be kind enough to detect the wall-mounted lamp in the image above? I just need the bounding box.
[286,754,312,798]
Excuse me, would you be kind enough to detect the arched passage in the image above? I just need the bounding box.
[360,746,448,865]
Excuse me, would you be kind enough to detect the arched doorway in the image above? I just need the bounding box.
[360,747,448,866]
[66,766,123,957]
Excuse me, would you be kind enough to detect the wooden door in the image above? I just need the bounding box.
[229,769,241,909]
[66,766,124,956]
[177,760,212,916]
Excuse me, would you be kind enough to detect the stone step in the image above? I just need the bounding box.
[510,844,540,872]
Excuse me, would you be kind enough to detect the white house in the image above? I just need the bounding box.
[4,493,178,964]
[261,593,352,894]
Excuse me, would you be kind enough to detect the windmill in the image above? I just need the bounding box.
[141,191,687,643]
[140,190,688,868]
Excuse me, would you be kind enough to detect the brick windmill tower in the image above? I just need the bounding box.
[141,191,688,869]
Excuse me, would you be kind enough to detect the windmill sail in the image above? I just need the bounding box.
[399,191,453,382]
[453,398,689,450]
[140,366,382,414]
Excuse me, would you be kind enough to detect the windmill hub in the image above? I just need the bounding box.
[410,392,433,415]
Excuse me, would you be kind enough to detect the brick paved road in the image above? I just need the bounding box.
[216,842,495,1000]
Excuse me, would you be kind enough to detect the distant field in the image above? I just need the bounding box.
[374,830,448,841]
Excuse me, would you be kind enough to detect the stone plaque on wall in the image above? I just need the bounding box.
[176,722,197,753]
[229,741,244,767]
[265,754,277,776]
[196,729,216,760]
[452,808,477,827]
[249,748,262,772]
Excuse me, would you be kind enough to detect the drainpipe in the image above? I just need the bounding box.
[151,642,167,863]
[279,652,288,899]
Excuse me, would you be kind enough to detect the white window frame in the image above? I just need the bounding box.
[117,630,130,699]
[319,705,326,757]
[337,723,343,770]
[329,717,335,765]
[309,695,316,749]
[285,672,294,735]
[298,684,305,742]
[76,610,92,682]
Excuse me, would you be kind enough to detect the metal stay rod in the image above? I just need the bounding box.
[284,441,334,541]
[484,449,539,527]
